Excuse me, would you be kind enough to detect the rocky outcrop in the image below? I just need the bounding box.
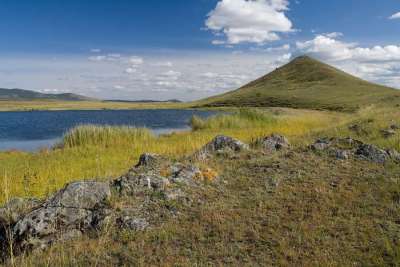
[256,134,290,152]
[13,181,111,251]
[193,135,249,160]
[310,137,400,163]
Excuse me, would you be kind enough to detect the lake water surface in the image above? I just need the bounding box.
[0,109,218,151]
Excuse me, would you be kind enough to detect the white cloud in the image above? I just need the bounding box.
[153,61,173,67]
[90,49,101,53]
[88,55,107,61]
[125,67,137,74]
[129,56,144,65]
[389,12,400,20]
[205,0,293,45]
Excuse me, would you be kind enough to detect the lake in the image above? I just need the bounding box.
[0,109,218,151]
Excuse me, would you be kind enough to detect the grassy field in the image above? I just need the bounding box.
[196,56,400,111]
[1,106,398,266]
[0,100,188,111]
[0,108,348,204]
[1,106,400,266]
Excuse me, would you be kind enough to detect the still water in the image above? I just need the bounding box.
[0,109,217,151]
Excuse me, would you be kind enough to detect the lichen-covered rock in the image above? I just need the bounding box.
[258,134,290,152]
[135,153,162,168]
[193,135,249,160]
[169,163,203,185]
[113,173,170,195]
[0,198,42,227]
[12,181,111,251]
[310,138,331,151]
[332,149,351,160]
[117,216,149,231]
[356,144,389,164]
[387,149,400,162]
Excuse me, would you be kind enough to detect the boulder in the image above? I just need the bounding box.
[387,149,400,162]
[258,134,290,152]
[193,135,249,160]
[310,138,331,151]
[390,124,399,130]
[117,216,149,231]
[13,181,111,250]
[169,163,203,185]
[356,144,389,164]
[113,173,170,195]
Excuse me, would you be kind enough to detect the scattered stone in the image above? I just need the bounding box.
[113,173,170,195]
[169,163,203,185]
[310,138,331,151]
[193,135,249,160]
[332,149,351,160]
[258,134,290,152]
[135,153,162,168]
[117,216,149,231]
[381,129,396,139]
[390,124,400,130]
[356,144,389,164]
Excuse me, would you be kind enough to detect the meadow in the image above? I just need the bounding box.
[1,106,399,205]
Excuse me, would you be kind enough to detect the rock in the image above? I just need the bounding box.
[332,149,351,160]
[348,124,368,135]
[135,153,162,168]
[113,173,170,195]
[12,181,111,251]
[381,129,396,139]
[390,124,400,130]
[117,216,149,231]
[0,198,42,227]
[356,144,389,164]
[258,134,290,152]
[169,163,203,185]
[310,138,331,151]
[193,135,249,160]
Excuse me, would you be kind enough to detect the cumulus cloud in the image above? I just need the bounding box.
[129,56,144,65]
[389,12,400,20]
[205,0,293,45]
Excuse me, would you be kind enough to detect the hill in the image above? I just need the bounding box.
[194,56,400,111]
[0,88,96,101]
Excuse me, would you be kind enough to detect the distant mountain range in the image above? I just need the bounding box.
[194,56,400,111]
[0,88,96,101]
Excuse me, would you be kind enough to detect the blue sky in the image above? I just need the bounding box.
[0,0,399,100]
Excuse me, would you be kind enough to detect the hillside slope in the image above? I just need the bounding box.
[194,56,400,111]
[0,88,95,101]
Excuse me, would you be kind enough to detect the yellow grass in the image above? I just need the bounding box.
[1,106,399,204]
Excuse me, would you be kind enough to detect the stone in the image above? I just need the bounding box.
[135,153,162,168]
[169,163,203,184]
[117,217,149,231]
[310,138,331,151]
[0,198,42,227]
[259,134,290,152]
[390,124,400,130]
[113,173,170,195]
[193,135,249,160]
[12,181,111,251]
[356,144,389,164]
[333,149,351,160]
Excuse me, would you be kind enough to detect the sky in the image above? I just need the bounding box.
[0,0,399,101]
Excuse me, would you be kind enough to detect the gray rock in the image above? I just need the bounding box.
[310,138,331,151]
[135,153,161,168]
[259,134,290,152]
[12,181,111,250]
[390,124,400,130]
[333,149,351,160]
[0,198,42,227]
[356,144,389,164]
[117,217,149,231]
[169,163,203,185]
[113,173,170,195]
[193,135,249,160]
